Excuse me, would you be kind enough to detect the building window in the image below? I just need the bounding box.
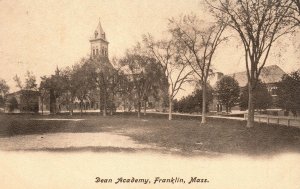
[93,49,95,56]
[96,49,99,55]
[271,87,278,96]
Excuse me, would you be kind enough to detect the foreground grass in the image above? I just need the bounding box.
[0,112,300,156]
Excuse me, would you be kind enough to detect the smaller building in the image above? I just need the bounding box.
[209,65,286,112]
[5,90,39,113]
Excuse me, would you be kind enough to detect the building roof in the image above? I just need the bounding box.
[7,89,39,96]
[227,65,286,87]
[91,18,107,42]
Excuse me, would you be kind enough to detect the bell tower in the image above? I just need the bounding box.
[90,18,109,58]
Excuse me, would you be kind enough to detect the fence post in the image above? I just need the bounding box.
[267,117,269,125]
[287,119,290,127]
[277,118,280,125]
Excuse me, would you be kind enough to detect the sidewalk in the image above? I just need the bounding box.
[148,111,245,121]
[148,111,300,127]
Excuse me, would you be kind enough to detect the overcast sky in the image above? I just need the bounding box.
[0,0,299,94]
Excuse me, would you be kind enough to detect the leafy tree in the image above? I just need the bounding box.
[39,67,69,114]
[169,14,227,124]
[117,70,135,112]
[39,79,49,115]
[107,58,127,115]
[87,55,114,116]
[215,76,240,113]
[277,70,300,116]
[0,79,10,96]
[174,85,213,113]
[12,72,38,113]
[71,59,94,114]
[120,43,164,118]
[0,79,9,108]
[240,80,272,111]
[207,0,297,127]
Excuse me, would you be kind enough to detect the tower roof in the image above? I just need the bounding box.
[91,18,107,42]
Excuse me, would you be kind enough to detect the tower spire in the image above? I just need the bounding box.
[90,18,109,58]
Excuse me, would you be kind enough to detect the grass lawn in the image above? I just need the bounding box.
[0,112,300,156]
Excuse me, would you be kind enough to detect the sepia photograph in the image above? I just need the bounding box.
[0,0,300,188]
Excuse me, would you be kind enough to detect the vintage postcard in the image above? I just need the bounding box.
[0,0,299,188]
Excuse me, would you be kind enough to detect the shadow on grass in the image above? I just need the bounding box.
[0,112,300,157]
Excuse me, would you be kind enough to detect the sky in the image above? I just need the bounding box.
[0,0,299,94]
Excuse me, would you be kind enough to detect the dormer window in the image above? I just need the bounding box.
[94,31,98,38]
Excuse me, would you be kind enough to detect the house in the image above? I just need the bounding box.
[5,90,39,113]
[210,65,286,112]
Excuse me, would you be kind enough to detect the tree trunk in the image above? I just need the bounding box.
[137,101,141,118]
[143,100,147,116]
[99,90,101,115]
[110,92,114,116]
[168,97,173,121]
[80,100,83,116]
[110,101,113,116]
[69,102,73,116]
[246,84,255,128]
[41,100,44,115]
[103,91,107,116]
[49,89,56,114]
[69,97,73,116]
[123,99,126,112]
[201,83,207,124]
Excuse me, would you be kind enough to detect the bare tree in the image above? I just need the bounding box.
[143,34,193,120]
[13,71,38,91]
[291,0,300,24]
[13,75,23,90]
[169,14,227,124]
[24,71,38,91]
[207,0,297,127]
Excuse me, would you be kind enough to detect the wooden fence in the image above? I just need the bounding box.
[244,114,300,127]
